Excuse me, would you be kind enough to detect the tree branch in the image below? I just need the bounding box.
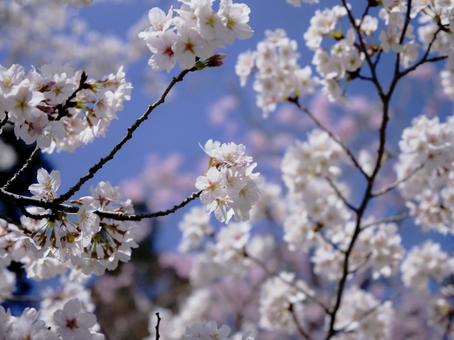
[360,211,409,230]
[371,163,424,197]
[289,303,310,340]
[2,147,40,191]
[325,176,358,212]
[54,62,205,204]
[0,188,202,222]
[289,97,369,179]
[155,312,161,340]
[243,248,331,314]
[323,2,404,338]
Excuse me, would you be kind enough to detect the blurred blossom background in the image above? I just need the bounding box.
[1,0,454,338]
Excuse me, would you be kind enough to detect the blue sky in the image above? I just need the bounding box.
[44,0,454,251]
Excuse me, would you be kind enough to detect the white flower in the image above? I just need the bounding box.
[53,298,100,340]
[196,140,260,223]
[182,320,231,340]
[29,168,61,201]
[139,0,252,71]
[0,268,15,302]
[401,241,454,291]
[334,287,394,339]
[218,0,253,42]
[145,31,178,71]
[259,272,308,333]
[9,307,57,340]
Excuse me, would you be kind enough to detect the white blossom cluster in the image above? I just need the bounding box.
[236,29,316,116]
[0,1,133,78]
[188,223,274,284]
[281,131,404,281]
[178,206,213,252]
[0,64,132,152]
[182,320,231,340]
[0,298,103,340]
[286,0,319,7]
[195,140,260,223]
[401,241,454,292]
[0,169,139,278]
[145,289,212,339]
[396,116,454,234]
[333,287,394,340]
[239,1,454,114]
[281,130,351,253]
[139,0,253,71]
[259,272,308,334]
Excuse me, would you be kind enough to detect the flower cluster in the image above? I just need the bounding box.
[259,272,308,334]
[401,241,454,292]
[281,130,351,252]
[188,222,267,284]
[178,206,213,252]
[182,320,231,340]
[195,140,260,223]
[334,287,394,339]
[0,298,103,340]
[238,1,454,115]
[396,116,454,234]
[0,64,131,152]
[139,0,253,71]
[236,29,316,116]
[0,169,139,278]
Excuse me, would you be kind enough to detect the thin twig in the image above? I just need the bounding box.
[360,212,409,230]
[0,188,202,221]
[398,27,446,79]
[325,176,358,212]
[95,191,202,221]
[52,71,88,121]
[334,294,397,335]
[55,64,202,204]
[372,163,424,197]
[243,248,331,314]
[2,147,40,191]
[289,303,310,339]
[443,311,454,340]
[323,2,411,338]
[289,97,369,179]
[155,312,161,340]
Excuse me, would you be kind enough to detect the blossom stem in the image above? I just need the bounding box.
[54,63,202,204]
[289,97,369,180]
[2,147,40,191]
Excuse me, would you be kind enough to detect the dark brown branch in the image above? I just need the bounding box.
[0,188,202,221]
[393,0,413,77]
[2,147,40,191]
[242,248,330,314]
[289,303,310,340]
[323,2,406,338]
[155,312,161,340]
[341,0,385,99]
[360,212,409,230]
[96,191,202,221]
[52,71,89,121]
[289,98,369,179]
[54,60,211,204]
[398,27,446,79]
[443,310,454,340]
